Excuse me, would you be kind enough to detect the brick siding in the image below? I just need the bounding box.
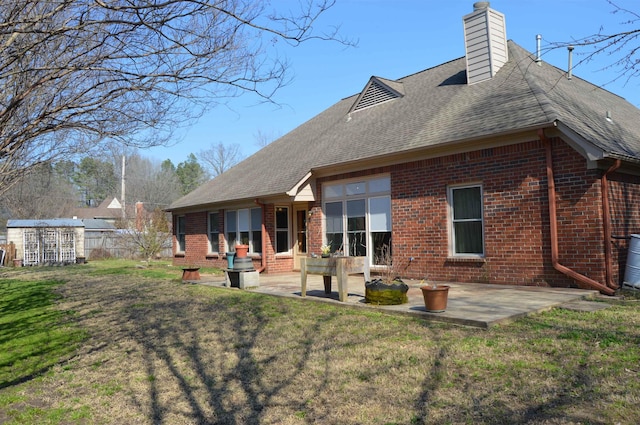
[174,137,640,289]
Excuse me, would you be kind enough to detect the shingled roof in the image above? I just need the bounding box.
[168,40,640,211]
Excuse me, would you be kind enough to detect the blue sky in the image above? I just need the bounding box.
[146,0,640,165]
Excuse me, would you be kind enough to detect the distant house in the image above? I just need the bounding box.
[166,3,640,295]
[72,198,160,231]
[72,197,125,226]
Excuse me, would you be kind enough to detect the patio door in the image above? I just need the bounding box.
[293,206,308,270]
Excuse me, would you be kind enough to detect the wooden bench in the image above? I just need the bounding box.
[300,256,370,302]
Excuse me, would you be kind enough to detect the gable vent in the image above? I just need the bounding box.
[351,77,403,112]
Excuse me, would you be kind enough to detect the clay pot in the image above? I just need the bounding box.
[182,267,201,281]
[420,285,450,312]
[234,244,249,258]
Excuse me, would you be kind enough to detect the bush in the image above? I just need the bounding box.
[89,248,112,260]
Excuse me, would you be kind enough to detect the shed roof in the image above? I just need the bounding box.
[168,41,640,211]
[82,219,117,231]
[7,219,84,228]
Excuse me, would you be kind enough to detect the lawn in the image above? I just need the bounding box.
[0,260,639,424]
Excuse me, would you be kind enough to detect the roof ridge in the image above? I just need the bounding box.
[508,41,559,124]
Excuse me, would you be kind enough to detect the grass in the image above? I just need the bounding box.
[0,278,86,389]
[0,260,639,424]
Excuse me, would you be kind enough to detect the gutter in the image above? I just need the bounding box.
[254,199,267,273]
[601,159,622,289]
[539,129,615,295]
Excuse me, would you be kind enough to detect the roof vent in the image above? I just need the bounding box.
[463,2,508,84]
[351,77,404,112]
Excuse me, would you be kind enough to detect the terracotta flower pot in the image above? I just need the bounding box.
[235,244,249,258]
[420,285,450,313]
[182,267,200,281]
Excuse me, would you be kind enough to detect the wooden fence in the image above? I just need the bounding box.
[0,242,15,267]
[1,234,172,266]
[84,233,173,260]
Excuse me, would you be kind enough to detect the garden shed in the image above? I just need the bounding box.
[6,219,85,266]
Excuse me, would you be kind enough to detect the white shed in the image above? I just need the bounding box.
[6,219,85,265]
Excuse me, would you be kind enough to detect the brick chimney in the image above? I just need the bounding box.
[463,2,508,84]
[135,201,144,231]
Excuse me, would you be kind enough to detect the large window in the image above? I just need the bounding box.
[449,185,484,256]
[208,212,219,253]
[347,199,366,256]
[276,206,289,253]
[323,176,391,263]
[325,201,344,253]
[369,196,392,265]
[176,215,185,252]
[225,208,262,253]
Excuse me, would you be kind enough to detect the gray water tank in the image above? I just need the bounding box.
[623,234,640,289]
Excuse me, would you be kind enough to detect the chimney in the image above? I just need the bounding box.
[463,2,508,84]
[135,201,144,232]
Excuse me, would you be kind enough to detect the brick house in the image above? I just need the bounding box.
[167,3,640,295]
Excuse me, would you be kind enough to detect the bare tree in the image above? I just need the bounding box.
[117,207,171,262]
[546,1,640,85]
[116,152,182,210]
[254,129,283,148]
[199,142,245,177]
[0,0,350,194]
[0,162,78,219]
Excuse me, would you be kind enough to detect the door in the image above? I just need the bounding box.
[293,207,308,270]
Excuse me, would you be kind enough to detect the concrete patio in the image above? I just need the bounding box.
[193,272,607,328]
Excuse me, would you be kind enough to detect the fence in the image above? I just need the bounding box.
[84,232,173,260]
[0,242,15,267]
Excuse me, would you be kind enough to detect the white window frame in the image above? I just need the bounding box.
[176,215,186,253]
[275,206,290,254]
[207,212,219,253]
[322,175,391,264]
[448,183,485,257]
[225,208,262,254]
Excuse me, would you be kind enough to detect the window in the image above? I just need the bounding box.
[208,212,219,253]
[449,185,484,256]
[225,208,262,253]
[225,210,237,249]
[276,207,289,253]
[325,201,344,253]
[347,199,366,256]
[251,208,262,253]
[369,196,392,264]
[176,215,186,252]
[323,176,391,263]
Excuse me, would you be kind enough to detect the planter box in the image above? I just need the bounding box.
[300,257,370,302]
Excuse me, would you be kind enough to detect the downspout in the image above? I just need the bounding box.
[254,199,266,273]
[601,159,621,289]
[539,129,615,295]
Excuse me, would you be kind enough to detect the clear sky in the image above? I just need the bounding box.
[146,0,640,165]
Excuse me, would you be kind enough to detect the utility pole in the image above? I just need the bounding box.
[121,155,126,219]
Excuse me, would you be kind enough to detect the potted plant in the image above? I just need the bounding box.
[420,280,450,313]
[320,244,332,258]
[364,244,409,305]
